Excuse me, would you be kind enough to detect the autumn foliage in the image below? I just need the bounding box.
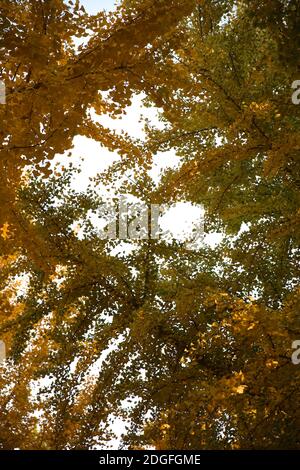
[0,0,300,450]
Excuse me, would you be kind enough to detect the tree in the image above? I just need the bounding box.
[0,0,299,450]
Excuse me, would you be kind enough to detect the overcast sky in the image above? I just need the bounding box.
[80,0,117,14]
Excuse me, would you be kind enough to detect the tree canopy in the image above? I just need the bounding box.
[0,0,299,450]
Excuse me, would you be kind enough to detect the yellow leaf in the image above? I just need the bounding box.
[0,222,10,240]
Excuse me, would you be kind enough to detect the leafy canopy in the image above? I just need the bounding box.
[0,0,299,450]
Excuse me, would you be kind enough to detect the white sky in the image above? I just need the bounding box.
[80,0,117,14]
